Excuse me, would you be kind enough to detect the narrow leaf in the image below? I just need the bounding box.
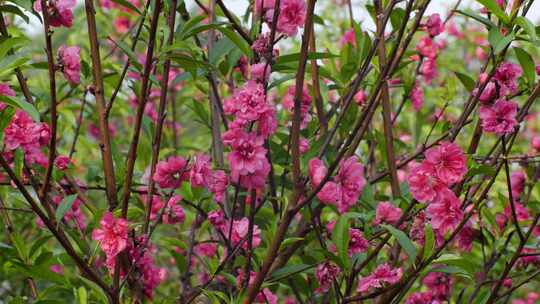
[55,194,78,224]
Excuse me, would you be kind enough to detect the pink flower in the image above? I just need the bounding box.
[354,90,367,105]
[422,271,453,300]
[162,195,185,224]
[405,291,436,304]
[536,64,540,76]
[54,155,71,170]
[447,21,464,39]
[316,261,340,293]
[416,36,438,58]
[479,99,518,135]
[335,156,366,211]
[153,156,190,189]
[407,162,445,203]
[308,158,327,186]
[254,0,276,14]
[425,14,444,37]
[114,16,131,33]
[194,243,217,257]
[426,189,463,235]
[424,141,467,185]
[456,222,474,252]
[476,81,498,104]
[34,0,76,28]
[230,217,261,250]
[250,63,271,82]
[299,137,309,154]
[252,34,271,56]
[224,129,270,189]
[57,45,81,84]
[189,153,212,188]
[348,228,369,255]
[421,58,438,83]
[504,201,530,222]
[126,236,166,299]
[410,81,424,111]
[494,62,522,95]
[255,288,278,304]
[374,202,402,225]
[312,157,366,213]
[357,263,402,293]
[340,28,356,47]
[0,83,15,97]
[92,212,128,259]
[207,170,228,203]
[510,170,526,198]
[282,85,312,129]
[272,0,306,36]
[532,135,540,152]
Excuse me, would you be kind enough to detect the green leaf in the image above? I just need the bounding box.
[0,4,30,23]
[110,0,141,14]
[275,52,337,65]
[0,37,29,59]
[488,28,514,54]
[382,224,417,265]
[279,237,304,250]
[114,40,142,71]
[515,16,538,41]
[455,9,496,29]
[217,27,252,58]
[454,71,475,92]
[514,47,535,84]
[333,214,351,269]
[55,194,78,224]
[423,224,435,260]
[269,264,314,282]
[77,287,88,304]
[0,95,39,121]
[476,0,510,24]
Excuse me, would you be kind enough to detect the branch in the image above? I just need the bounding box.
[84,0,119,210]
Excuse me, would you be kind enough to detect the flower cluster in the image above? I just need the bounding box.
[407,142,467,236]
[3,110,50,166]
[309,156,366,213]
[91,212,129,269]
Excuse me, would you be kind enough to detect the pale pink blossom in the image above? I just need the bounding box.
[34,0,76,28]
[426,189,463,235]
[54,155,71,170]
[92,212,128,259]
[416,36,438,58]
[425,14,444,37]
[58,45,81,84]
[374,202,402,225]
[271,0,306,36]
[189,153,212,188]
[207,170,228,203]
[316,261,340,293]
[407,162,445,203]
[357,263,402,293]
[230,217,261,250]
[410,81,424,111]
[479,99,518,135]
[424,141,467,185]
[354,90,367,105]
[153,156,190,189]
[224,129,270,189]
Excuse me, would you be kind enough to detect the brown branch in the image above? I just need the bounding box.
[375,0,400,198]
[143,0,177,234]
[85,0,119,210]
[216,0,253,44]
[120,0,162,218]
[38,0,58,203]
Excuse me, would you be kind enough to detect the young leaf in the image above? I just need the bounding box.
[382,224,417,264]
[514,47,535,84]
[423,224,435,259]
[55,194,78,224]
[332,214,351,269]
[454,71,475,92]
[476,0,509,24]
